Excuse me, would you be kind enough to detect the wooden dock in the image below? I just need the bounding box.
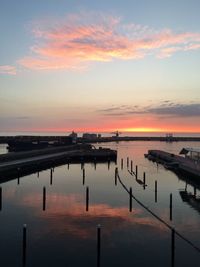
[146,150,200,180]
[0,144,117,182]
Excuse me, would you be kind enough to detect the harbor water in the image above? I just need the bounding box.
[0,141,200,266]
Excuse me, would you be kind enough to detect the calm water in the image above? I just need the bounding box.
[0,141,200,267]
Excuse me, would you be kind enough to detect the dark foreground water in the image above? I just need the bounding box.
[0,141,200,267]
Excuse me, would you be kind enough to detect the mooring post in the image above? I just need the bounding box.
[127,157,129,168]
[155,180,158,203]
[94,157,97,170]
[22,224,27,267]
[86,186,89,211]
[170,193,173,221]
[131,160,133,173]
[97,224,101,267]
[129,187,132,212]
[0,187,2,211]
[68,162,70,170]
[135,165,138,179]
[43,187,46,211]
[108,159,110,170]
[50,169,53,185]
[115,167,118,186]
[143,172,146,190]
[171,228,175,267]
[121,158,123,170]
[17,167,20,185]
[83,168,86,185]
[37,171,39,178]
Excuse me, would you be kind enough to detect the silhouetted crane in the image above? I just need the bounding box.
[110,131,122,137]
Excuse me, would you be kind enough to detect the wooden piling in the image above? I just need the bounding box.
[22,224,27,267]
[115,167,118,186]
[143,172,146,189]
[121,158,123,170]
[135,165,138,179]
[155,180,158,203]
[97,224,101,267]
[131,160,133,173]
[108,160,110,170]
[170,193,173,221]
[50,169,53,185]
[86,186,89,211]
[127,157,129,168]
[17,167,20,184]
[37,171,39,178]
[43,187,46,211]
[129,187,132,212]
[0,187,2,211]
[171,228,175,267]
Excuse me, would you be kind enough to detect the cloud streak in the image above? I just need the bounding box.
[0,65,16,75]
[19,12,200,70]
[98,102,200,118]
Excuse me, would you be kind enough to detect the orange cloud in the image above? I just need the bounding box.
[0,65,16,75]
[18,13,200,70]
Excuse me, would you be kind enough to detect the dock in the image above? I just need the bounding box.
[0,144,117,182]
[146,150,200,180]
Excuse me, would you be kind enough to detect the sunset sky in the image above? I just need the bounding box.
[1,0,200,133]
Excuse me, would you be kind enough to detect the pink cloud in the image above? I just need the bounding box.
[0,65,16,75]
[18,13,200,71]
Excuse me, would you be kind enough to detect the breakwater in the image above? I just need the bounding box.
[1,135,200,145]
[0,144,117,182]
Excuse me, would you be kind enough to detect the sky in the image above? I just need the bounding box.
[0,0,200,133]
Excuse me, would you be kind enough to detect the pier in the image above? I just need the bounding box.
[146,150,200,180]
[1,135,200,146]
[0,144,117,182]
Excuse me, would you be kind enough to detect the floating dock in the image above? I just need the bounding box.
[0,144,117,182]
[146,150,200,180]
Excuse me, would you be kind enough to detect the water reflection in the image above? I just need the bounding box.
[0,141,200,266]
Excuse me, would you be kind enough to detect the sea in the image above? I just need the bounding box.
[0,132,200,266]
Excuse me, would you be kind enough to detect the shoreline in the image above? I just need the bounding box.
[1,135,200,144]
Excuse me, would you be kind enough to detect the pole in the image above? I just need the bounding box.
[155,180,158,203]
[22,224,27,266]
[135,165,138,179]
[170,193,173,221]
[129,187,132,212]
[171,228,175,267]
[97,224,101,267]
[86,186,89,211]
[0,187,2,211]
[43,187,46,211]
[121,158,123,170]
[143,172,146,190]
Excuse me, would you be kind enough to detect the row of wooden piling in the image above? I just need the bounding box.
[3,159,189,267]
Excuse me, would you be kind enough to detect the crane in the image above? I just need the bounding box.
[110,131,122,137]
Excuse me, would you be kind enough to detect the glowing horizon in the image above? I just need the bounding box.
[0,1,200,133]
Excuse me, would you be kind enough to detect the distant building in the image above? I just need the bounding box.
[82,133,97,139]
[69,131,78,143]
